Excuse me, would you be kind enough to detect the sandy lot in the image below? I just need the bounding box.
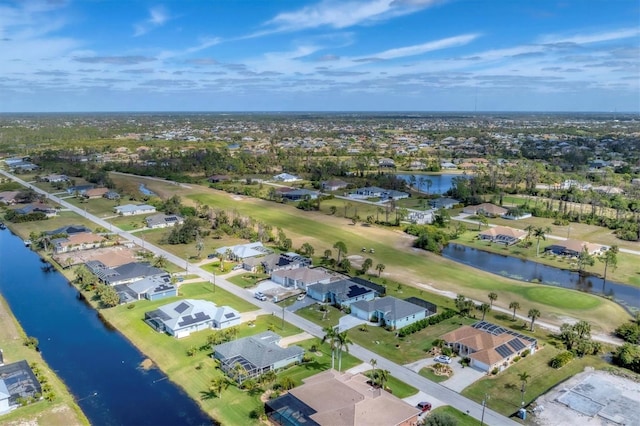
[532,368,640,426]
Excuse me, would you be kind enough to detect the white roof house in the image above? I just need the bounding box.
[144,299,241,338]
[273,173,300,182]
[114,204,157,216]
[215,242,272,261]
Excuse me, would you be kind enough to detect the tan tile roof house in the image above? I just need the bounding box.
[266,370,420,426]
[545,239,606,256]
[53,232,107,254]
[463,203,508,217]
[441,321,537,373]
[478,225,527,245]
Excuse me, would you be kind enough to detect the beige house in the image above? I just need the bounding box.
[82,187,110,199]
[441,321,537,373]
[53,232,107,254]
[463,203,507,217]
[478,226,527,245]
[545,239,606,256]
[266,370,420,426]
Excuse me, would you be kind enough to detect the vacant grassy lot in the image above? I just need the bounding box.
[3,211,99,240]
[227,272,270,288]
[177,281,258,313]
[107,175,633,333]
[461,346,610,417]
[0,295,89,426]
[428,406,479,425]
[65,197,120,218]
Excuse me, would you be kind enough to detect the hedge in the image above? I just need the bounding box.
[397,309,456,337]
[549,351,574,369]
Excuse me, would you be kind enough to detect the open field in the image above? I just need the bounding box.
[0,295,89,426]
[107,173,633,334]
[64,196,120,218]
[2,211,100,239]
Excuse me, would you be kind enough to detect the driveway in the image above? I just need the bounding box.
[405,356,486,393]
[338,314,368,332]
[286,295,316,312]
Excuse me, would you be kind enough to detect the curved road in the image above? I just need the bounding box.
[2,169,521,426]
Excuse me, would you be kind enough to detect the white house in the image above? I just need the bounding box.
[145,299,241,338]
[216,242,271,261]
[114,204,156,216]
[145,213,184,229]
[273,173,300,182]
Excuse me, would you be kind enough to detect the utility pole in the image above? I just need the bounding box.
[480,393,489,426]
[281,305,285,330]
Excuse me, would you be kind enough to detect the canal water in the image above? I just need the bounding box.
[442,243,640,311]
[396,173,468,195]
[0,229,213,426]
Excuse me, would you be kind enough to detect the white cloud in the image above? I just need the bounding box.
[134,6,170,37]
[540,27,640,45]
[362,33,480,60]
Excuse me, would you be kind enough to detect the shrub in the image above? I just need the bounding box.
[521,349,531,358]
[491,367,499,375]
[512,356,521,363]
[550,351,574,369]
[397,309,456,337]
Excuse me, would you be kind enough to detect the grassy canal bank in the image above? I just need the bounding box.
[0,293,89,426]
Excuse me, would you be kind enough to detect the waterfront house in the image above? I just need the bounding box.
[478,226,527,245]
[0,360,42,414]
[46,224,92,236]
[115,274,176,303]
[145,299,241,338]
[52,232,107,254]
[212,331,304,383]
[544,239,606,257]
[103,191,120,200]
[86,261,166,286]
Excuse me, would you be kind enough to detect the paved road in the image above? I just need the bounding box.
[1,170,520,425]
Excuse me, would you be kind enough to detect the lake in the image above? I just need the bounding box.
[0,229,214,426]
[442,243,640,311]
[396,173,468,195]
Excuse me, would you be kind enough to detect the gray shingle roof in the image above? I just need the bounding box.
[214,331,304,369]
[351,296,425,321]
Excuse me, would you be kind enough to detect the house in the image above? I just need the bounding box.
[544,239,606,257]
[266,370,420,426]
[3,157,29,166]
[430,197,460,209]
[270,267,334,290]
[145,213,184,229]
[52,232,107,254]
[115,274,176,303]
[82,187,110,199]
[145,299,241,338]
[306,279,376,308]
[103,191,120,200]
[66,184,95,195]
[463,203,508,217]
[281,189,319,201]
[215,242,272,261]
[441,321,537,373]
[212,331,304,383]
[41,174,68,183]
[0,191,20,205]
[350,187,410,201]
[10,162,39,172]
[86,261,166,286]
[378,158,396,168]
[273,173,300,182]
[0,360,42,414]
[207,175,231,183]
[440,162,457,170]
[114,204,157,216]
[45,224,91,236]
[321,179,348,191]
[478,226,527,245]
[350,296,435,330]
[243,252,311,274]
[13,202,57,217]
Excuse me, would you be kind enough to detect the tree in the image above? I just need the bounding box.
[279,376,296,391]
[322,327,338,370]
[488,292,498,308]
[376,369,390,391]
[209,376,230,399]
[528,308,541,331]
[424,412,457,426]
[153,255,168,269]
[478,303,491,321]
[509,301,520,321]
[323,249,332,260]
[518,371,531,406]
[100,286,120,307]
[455,295,474,317]
[361,258,373,275]
[333,241,347,264]
[375,263,386,277]
[336,330,352,372]
[300,242,315,257]
[576,247,595,274]
[533,226,551,257]
[340,258,351,274]
[477,212,488,230]
[370,358,377,379]
[599,245,619,291]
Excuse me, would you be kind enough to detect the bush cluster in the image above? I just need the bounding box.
[549,351,574,369]
[397,309,456,338]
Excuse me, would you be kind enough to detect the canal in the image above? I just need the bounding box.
[396,173,468,195]
[442,243,640,311]
[0,229,213,426]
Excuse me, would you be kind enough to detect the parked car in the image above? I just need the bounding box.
[417,401,432,412]
[232,264,242,270]
[297,293,306,301]
[254,292,267,301]
[207,253,216,259]
[434,355,451,364]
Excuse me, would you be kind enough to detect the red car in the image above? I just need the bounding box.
[417,402,432,412]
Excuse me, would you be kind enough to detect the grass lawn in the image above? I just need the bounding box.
[0,295,89,426]
[3,211,98,240]
[361,370,419,398]
[227,272,270,288]
[428,406,479,425]
[106,214,147,231]
[461,346,610,417]
[350,317,477,365]
[178,281,259,313]
[419,367,450,383]
[65,197,120,218]
[295,303,344,328]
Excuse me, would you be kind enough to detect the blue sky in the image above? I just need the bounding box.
[1,0,639,112]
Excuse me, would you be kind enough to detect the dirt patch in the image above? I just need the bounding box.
[140,358,155,370]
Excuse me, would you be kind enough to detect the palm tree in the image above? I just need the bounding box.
[336,330,352,372]
[518,371,531,407]
[533,226,551,257]
[361,258,373,275]
[333,241,347,264]
[376,263,386,277]
[488,292,498,308]
[279,376,296,391]
[340,258,352,274]
[509,301,520,321]
[323,249,332,260]
[599,245,619,291]
[153,255,167,269]
[477,212,488,230]
[369,358,377,380]
[209,376,230,399]
[321,327,338,370]
[528,308,541,331]
[478,303,491,321]
[377,369,390,391]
